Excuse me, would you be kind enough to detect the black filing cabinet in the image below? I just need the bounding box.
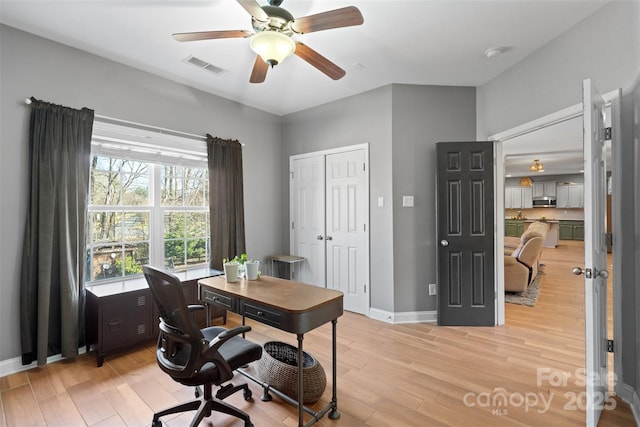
[86,273,226,367]
[86,281,154,367]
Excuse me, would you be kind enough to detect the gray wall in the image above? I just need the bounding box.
[477,0,640,398]
[0,25,284,362]
[281,84,475,314]
[390,85,476,312]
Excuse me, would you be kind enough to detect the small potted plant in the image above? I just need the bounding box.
[222,256,242,283]
[244,259,260,280]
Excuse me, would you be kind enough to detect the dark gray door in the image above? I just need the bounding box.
[436,142,495,326]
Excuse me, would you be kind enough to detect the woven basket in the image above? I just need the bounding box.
[256,341,326,404]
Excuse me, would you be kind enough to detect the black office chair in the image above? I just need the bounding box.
[142,265,262,427]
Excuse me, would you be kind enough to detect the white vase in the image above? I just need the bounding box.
[224,263,239,283]
[245,260,260,280]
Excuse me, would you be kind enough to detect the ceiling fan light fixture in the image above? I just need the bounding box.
[249,31,295,67]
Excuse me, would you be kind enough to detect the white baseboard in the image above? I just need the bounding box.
[615,381,640,425]
[368,308,437,324]
[633,389,640,426]
[0,348,86,378]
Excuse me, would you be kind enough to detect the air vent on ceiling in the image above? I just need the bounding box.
[183,55,226,75]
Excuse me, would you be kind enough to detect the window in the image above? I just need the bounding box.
[86,120,208,284]
[160,164,209,271]
[87,157,151,282]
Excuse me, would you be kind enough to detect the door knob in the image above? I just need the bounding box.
[440,240,449,247]
[596,269,609,279]
[316,235,324,240]
[572,267,593,278]
[325,236,333,241]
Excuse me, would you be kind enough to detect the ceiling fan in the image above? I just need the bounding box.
[172,0,364,83]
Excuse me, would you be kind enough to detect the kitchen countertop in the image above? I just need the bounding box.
[505,218,560,223]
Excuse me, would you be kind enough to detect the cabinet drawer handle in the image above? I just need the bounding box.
[256,311,265,317]
[107,320,122,331]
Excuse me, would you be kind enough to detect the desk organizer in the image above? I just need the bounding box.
[257,341,326,404]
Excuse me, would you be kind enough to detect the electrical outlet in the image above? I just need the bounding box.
[429,283,437,295]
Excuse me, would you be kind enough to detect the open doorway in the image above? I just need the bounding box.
[491,93,622,398]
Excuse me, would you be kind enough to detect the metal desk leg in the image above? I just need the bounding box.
[329,319,340,419]
[297,333,304,427]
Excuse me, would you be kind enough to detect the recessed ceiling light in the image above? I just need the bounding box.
[484,47,504,59]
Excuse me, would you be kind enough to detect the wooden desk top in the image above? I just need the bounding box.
[198,275,343,314]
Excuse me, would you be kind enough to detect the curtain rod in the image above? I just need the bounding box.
[25,97,245,146]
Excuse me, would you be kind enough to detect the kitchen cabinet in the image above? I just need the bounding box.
[505,187,532,209]
[556,184,583,208]
[532,181,556,198]
[505,219,525,237]
[559,220,585,240]
[573,223,584,240]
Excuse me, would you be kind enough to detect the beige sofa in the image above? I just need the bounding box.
[504,221,548,292]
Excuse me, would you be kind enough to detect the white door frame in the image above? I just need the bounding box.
[489,89,622,392]
[289,143,370,313]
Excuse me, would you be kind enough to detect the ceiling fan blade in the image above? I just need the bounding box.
[291,6,363,34]
[250,55,269,83]
[173,30,250,42]
[237,0,269,22]
[294,42,345,80]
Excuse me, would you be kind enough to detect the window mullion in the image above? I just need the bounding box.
[150,163,164,267]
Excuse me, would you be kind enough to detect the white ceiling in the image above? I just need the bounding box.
[0,0,611,117]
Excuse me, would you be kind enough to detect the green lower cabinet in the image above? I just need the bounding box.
[559,221,585,240]
[505,220,525,237]
[559,223,574,240]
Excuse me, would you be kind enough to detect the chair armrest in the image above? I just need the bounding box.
[187,304,205,312]
[204,326,252,357]
[202,326,253,383]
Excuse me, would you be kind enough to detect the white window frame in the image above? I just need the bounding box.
[86,119,209,285]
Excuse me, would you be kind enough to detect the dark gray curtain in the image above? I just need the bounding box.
[20,98,94,366]
[206,135,246,270]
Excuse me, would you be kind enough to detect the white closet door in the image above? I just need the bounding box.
[290,155,326,286]
[325,149,369,314]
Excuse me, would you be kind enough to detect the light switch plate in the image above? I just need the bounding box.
[377,196,384,207]
[402,196,414,207]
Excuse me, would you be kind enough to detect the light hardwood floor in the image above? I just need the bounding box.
[1,240,636,426]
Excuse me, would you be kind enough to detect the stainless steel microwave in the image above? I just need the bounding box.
[532,197,556,208]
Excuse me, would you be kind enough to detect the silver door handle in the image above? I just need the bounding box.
[325,236,333,241]
[440,240,449,247]
[572,267,593,278]
[316,235,324,240]
[596,269,609,279]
